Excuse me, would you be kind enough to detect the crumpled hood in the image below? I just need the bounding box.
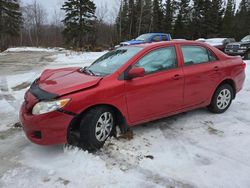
[37,67,102,96]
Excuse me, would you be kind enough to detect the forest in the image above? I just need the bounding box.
[0,0,249,51]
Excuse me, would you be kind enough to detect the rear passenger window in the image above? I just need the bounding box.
[181,46,217,65]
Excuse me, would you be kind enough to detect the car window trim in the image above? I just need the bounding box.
[134,46,178,76]
[180,45,218,66]
[207,48,219,62]
[119,45,180,80]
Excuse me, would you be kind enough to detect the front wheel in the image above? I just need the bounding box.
[79,106,115,151]
[208,84,234,114]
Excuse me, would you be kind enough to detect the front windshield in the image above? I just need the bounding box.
[241,35,250,42]
[136,34,151,41]
[87,46,143,76]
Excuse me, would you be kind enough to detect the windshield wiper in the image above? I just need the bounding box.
[80,67,95,76]
[88,69,95,76]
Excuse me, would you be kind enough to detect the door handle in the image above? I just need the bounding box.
[214,66,219,71]
[173,74,183,80]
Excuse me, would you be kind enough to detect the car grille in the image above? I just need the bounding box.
[226,44,240,50]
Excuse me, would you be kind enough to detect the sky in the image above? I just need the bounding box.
[20,0,120,23]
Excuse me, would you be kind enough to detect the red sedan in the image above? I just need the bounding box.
[20,41,246,150]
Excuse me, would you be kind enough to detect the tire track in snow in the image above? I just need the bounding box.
[158,123,211,188]
[0,76,18,110]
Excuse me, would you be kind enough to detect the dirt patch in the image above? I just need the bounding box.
[207,126,224,135]
[145,155,154,160]
[12,82,31,91]
[0,128,21,140]
[117,130,134,140]
[43,177,51,183]
[40,56,55,62]
[13,122,22,128]
[194,154,211,166]
[1,94,15,101]
[57,177,70,185]
[0,87,8,92]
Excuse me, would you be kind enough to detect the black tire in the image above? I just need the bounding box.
[79,106,115,151]
[244,50,250,60]
[208,84,234,114]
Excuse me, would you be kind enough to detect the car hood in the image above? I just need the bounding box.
[228,41,250,45]
[120,40,145,45]
[206,42,223,46]
[37,67,102,96]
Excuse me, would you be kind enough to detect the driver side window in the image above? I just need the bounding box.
[135,47,177,74]
[152,35,161,42]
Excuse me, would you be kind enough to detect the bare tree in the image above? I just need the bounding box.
[96,3,108,23]
[52,0,64,26]
[22,0,47,46]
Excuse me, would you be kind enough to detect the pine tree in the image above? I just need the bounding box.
[189,0,223,39]
[247,0,250,34]
[141,0,153,34]
[221,0,236,37]
[61,0,96,48]
[173,0,191,38]
[152,0,164,32]
[135,0,153,35]
[0,0,22,51]
[163,0,175,34]
[208,0,224,37]
[202,0,213,36]
[116,0,129,41]
[234,0,250,39]
[189,0,204,39]
[128,0,136,38]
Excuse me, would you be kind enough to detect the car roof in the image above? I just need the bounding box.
[132,40,205,48]
[142,33,170,35]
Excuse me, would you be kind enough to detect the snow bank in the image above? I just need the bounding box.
[50,51,106,67]
[4,47,64,53]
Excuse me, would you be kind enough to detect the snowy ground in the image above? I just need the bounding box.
[4,47,65,53]
[0,48,250,188]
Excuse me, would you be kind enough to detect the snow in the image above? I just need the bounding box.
[48,51,106,68]
[0,49,250,188]
[4,47,65,53]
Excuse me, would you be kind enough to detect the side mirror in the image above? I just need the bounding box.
[127,67,145,79]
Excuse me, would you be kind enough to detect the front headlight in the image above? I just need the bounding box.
[240,46,247,49]
[32,98,71,115]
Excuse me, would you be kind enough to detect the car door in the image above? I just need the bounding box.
[180,45,223,108]
[124,46,184,123]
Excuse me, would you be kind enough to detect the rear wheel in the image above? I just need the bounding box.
[208,84,233,114]
[244,50,250,60]
[79,106,115,151]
